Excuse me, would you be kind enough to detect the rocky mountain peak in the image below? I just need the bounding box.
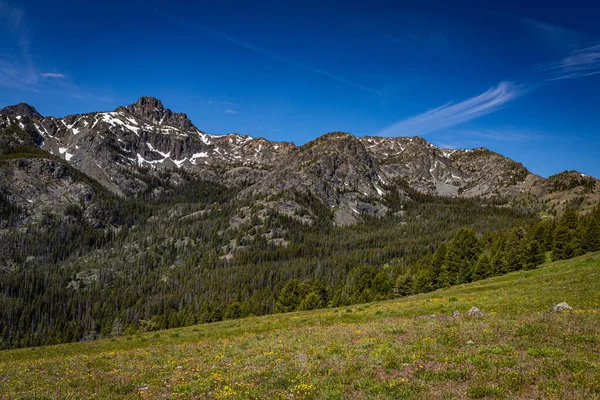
[136,96,165,111]
[115,96,196,132]
[0,103,43,118]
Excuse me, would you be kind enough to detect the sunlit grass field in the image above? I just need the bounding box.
[2,252,600,399]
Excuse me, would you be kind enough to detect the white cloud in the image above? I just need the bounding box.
[41,72,65,78]
[537,45,600,81]
[225,109,237,114]
[460,129,542,142]
[378,81,523,137]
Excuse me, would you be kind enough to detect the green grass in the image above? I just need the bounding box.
[2,253,600,399]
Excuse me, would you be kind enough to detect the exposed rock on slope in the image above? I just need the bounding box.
[0,97,294,196]
[0,157,96,226]
[361,136,532,198]
[244,132,391,225]
[0,103,42,119]
[1,97,598,225]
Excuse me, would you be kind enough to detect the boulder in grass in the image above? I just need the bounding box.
[453,310,461,318]
[467,307,483,317]
[551,302,572,312]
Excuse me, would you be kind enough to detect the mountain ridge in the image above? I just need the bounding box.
[2,97,600,352]
[1,97,599,225]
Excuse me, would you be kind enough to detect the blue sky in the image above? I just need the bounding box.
[1,0,599,177]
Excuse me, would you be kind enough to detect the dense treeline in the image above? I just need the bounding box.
[1,165,596,350]
[277,204,600,311]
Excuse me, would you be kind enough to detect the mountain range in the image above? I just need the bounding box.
[2,96,600,349]
[2,96,598,228]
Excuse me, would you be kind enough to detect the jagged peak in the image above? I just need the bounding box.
[135,96,164,111]
[115,96,195,131]
[0,103,43,118]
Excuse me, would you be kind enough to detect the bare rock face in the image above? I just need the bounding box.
[1,97,599,227]
[361,136,531,198]
[243,132,392,225]
[0,158,96,226]
[115,96,195,132]
[0,103,43,119]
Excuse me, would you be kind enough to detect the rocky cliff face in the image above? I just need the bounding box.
[243,132,392,225]
[0,103,42,119]
[1,98,294,196]
[1,97,598,226]
[0,157,97,227]
[360,136,533,198]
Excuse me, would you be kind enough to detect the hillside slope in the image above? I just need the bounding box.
[2,252,599,399]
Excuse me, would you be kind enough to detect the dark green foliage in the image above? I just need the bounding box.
[2,155,598,350]
[276,279,305,312]
[387,204,599,299]
[584,206,600,252]
[298,292,323,310]
[552,225,573,260]
[441,228,480,286]
[223,302,242,320]
[0,121,43,155]
[548,171,596,193]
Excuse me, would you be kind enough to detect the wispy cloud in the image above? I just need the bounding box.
[0,1,37,90]
[208,100,235,106]
[152,6,382,95]
[513,16,581,39]
[385,31,450,52]
[202,28,381,96]
[378,82,523,137]
[505,14,597,54]
[0,1,113,102]
[378,14,600,139]
[41,72,65,78]
[537,45,600,81]
[460,128,542,142]
[224,109,237,114]
[510,15,600,81]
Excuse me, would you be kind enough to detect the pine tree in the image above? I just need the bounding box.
[552,225,572,260]
[472,253,491,280]
[298,292,322,310]
[110,318,123,338]
[223,302,242,320]
[394,273,413,296]
[560,207,579,230]
[444,228,481,285]
[523,238,545,269]
[431,243,447,288]
[276,279,303,312]
[584,205,600,252]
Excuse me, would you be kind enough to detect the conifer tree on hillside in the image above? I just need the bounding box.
[552,207,579,260]
[552,224,573,260]
[584,205,600,252]
[442,228,481,286]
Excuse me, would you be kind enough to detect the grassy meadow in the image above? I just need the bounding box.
[1,252,600,399]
